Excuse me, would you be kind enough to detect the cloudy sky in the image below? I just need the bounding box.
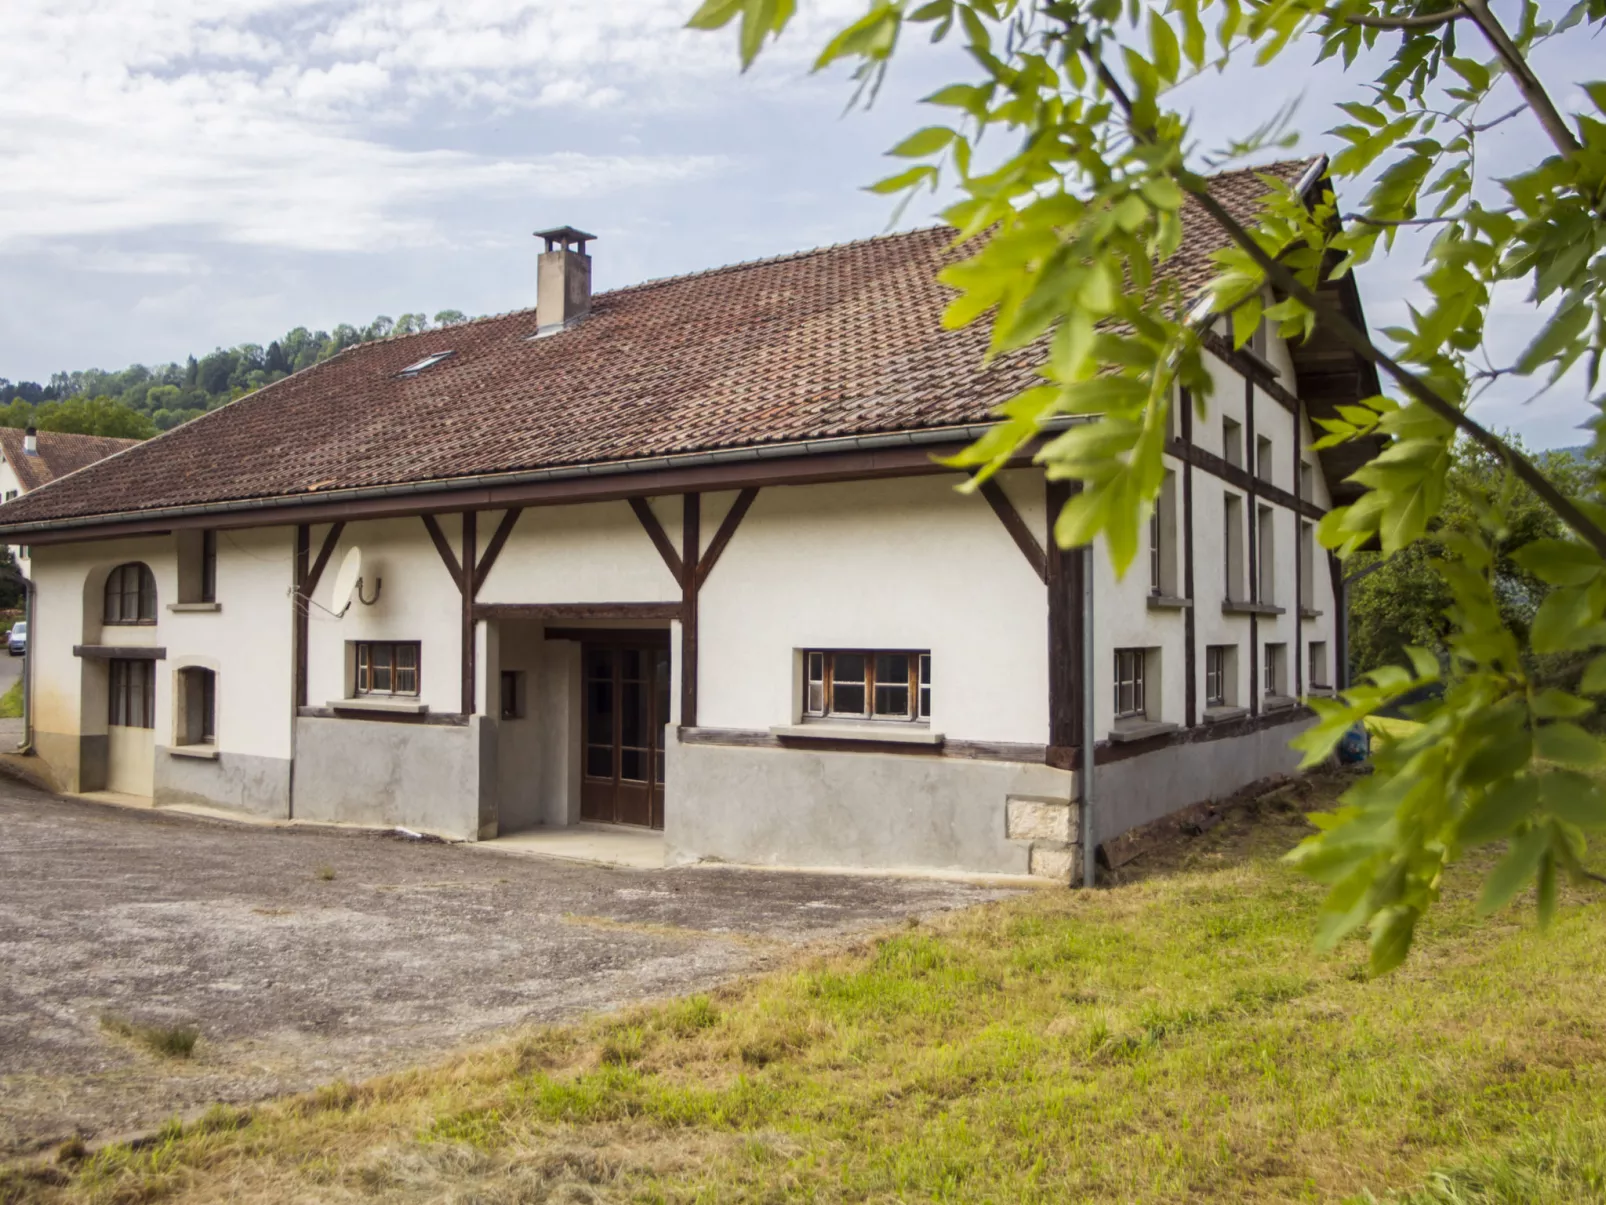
[1,1,1595,447]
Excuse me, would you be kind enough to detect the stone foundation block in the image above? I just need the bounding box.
[1007,796,1077,844]
[1028,841,1077,882]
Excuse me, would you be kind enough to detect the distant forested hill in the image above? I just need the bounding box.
[0,310,473,440]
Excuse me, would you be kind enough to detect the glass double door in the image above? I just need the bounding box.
[581,638,671,829]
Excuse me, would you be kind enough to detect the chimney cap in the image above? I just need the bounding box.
[534,226,596,254]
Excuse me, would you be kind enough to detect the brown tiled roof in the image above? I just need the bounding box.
[0,428,141,494]
[0,158,1321,529]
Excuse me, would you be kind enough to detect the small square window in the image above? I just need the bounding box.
[1114,648,1147,719]
[355,641,421,697]
[801,650,929,723]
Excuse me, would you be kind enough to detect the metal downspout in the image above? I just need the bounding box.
[17,574,33,754]
[1081,544,1097,889]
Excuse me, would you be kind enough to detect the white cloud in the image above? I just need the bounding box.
[0,0,826,253]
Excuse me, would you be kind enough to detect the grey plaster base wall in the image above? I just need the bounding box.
[292,717,497,840]
[26,731,96,794]
[665,735,1075,875]
[1093,714,1315,844]
[154,748,291,819]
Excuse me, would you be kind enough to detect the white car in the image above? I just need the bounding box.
[8,620,26,656]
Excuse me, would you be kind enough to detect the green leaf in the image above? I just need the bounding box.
[686,0,744,30]
[1458,777,1539,845]
[1541,771,1606,830]
[1368,906,1416,976]
[1140,176,1184,211]
[1534,722,1606,769]
[1581,654,1606,695]
[1148,9,1180,83]
[865,165,938,195]
[1532,688,1593,720]
[1477,825,1549,916]
[887,126,955,158]
[1515,302,1590,377]
[1511,538,1602,587]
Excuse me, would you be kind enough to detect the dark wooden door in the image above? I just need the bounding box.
[581,639,670,829]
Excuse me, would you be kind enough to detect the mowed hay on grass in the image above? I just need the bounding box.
[8,769,1606,1205]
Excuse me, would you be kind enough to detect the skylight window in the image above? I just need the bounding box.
[398,351,454,377]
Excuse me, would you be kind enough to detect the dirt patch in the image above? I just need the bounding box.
[0,782,1010,1156]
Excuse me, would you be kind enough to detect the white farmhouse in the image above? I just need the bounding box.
[0,157,1379,881]
[0,426,140,576]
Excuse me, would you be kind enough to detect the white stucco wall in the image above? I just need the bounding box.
[304,517,465,714]
[696,470,1051,745]
[475,499,681,605]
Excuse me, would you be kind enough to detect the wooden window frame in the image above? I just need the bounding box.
[1205,645,1227,708]
[1113,648,1147,720]
[802,649,930,724]
[104,562,157,626]
[1149,506,1162,597]
[1264,643,1285,697]
[200,531,217,603]
[177,666,216,745]
[1308,641,1330,690]
[108,658,155,729]
[354,641,421,698]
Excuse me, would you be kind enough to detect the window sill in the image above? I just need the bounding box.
[1240,344,1281,378]
[771,723,944,747]
[330,697,429,715]
[1299,606,1322,619]
[102,620,158,628]
[1307,685,1336,697]
[1109,719,1179,744]
[1264,694,1299,712]
[1202,705,1249,724]
[168,602,221,613]
[169,744,218,760]
[1221,600,1286,616]
[1146,594,1191,611]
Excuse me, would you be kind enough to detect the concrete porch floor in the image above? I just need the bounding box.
[474,823,666,869]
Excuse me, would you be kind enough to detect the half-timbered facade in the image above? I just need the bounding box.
[0,158,1379,880]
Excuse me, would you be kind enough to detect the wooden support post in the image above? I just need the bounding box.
[1180,390,1197,728]
[1293,401,1304,698]
[680,493,701,727]
[1046,478,1083,764]
[293,525,311,710]
[461,510,477,716]
[1245,376,1259,718]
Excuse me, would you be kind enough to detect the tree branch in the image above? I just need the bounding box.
[1457,0,1581,155]
[1323,4,1467,30]
[1077,40,1606,562]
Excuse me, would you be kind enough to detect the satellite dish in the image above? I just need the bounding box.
[329,547,363,618]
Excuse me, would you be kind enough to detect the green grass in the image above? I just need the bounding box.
[8,770,1606,1205]
[0,679,21,719]
[98,1014,199,1060]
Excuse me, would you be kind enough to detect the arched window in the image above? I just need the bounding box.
[104,563,157,625]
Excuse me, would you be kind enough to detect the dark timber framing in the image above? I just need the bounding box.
[977,477,1048,584]
[624,489,763,729]
[1046,479,1083,769]
[293,521,346,710]
[1180,390,1198,728]
[475,601,682,621]
[681,494,701,726]
[1293,402,1304,698]
[420,508,527,716]
[1245,375,1260,719]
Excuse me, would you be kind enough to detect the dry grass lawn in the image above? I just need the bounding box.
[5,769,1605,1205]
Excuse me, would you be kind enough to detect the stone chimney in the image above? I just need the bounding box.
[534,226,596,336]
[24,425,37,456]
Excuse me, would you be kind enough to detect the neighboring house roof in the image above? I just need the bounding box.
[0,157,1364,532]
[0,428,141,494]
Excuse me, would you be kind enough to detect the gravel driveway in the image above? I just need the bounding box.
[0,780,1008,1156]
